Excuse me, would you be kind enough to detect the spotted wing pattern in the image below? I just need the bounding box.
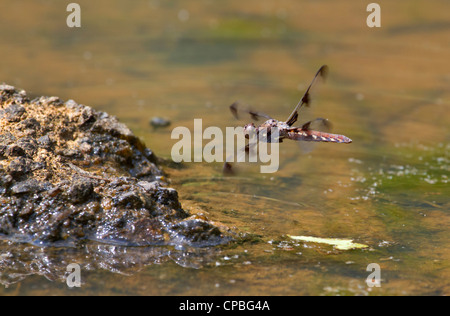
[285,65,329,127]
[229,101,273,121]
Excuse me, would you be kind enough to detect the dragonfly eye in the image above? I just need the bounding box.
[243,123,256,138]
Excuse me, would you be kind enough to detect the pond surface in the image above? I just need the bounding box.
[0,0,448,295]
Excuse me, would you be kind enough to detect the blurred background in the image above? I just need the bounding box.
[0,0,448,295]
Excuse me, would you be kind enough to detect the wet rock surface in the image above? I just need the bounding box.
[0,85,233,247]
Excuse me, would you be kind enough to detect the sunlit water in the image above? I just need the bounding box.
[0,0,448,295]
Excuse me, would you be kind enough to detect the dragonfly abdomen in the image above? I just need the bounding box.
[287,129,352,143]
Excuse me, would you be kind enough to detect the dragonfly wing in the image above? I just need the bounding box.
[301,117,333,132]
[229,101,273,121]
[286,65,329,126]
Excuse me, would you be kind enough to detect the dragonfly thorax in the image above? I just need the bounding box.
[262,119,278,127]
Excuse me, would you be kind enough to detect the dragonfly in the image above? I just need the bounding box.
[223,65,352,174]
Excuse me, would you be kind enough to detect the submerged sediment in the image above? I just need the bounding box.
[0,84,232,247]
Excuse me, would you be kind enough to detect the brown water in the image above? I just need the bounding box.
[0,0,449,295]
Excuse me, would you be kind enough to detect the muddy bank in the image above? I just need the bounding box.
[0,84,232,247]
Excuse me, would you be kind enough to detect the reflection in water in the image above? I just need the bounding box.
[0,239,220,288]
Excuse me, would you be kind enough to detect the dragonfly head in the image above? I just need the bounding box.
[243,123,256,138]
